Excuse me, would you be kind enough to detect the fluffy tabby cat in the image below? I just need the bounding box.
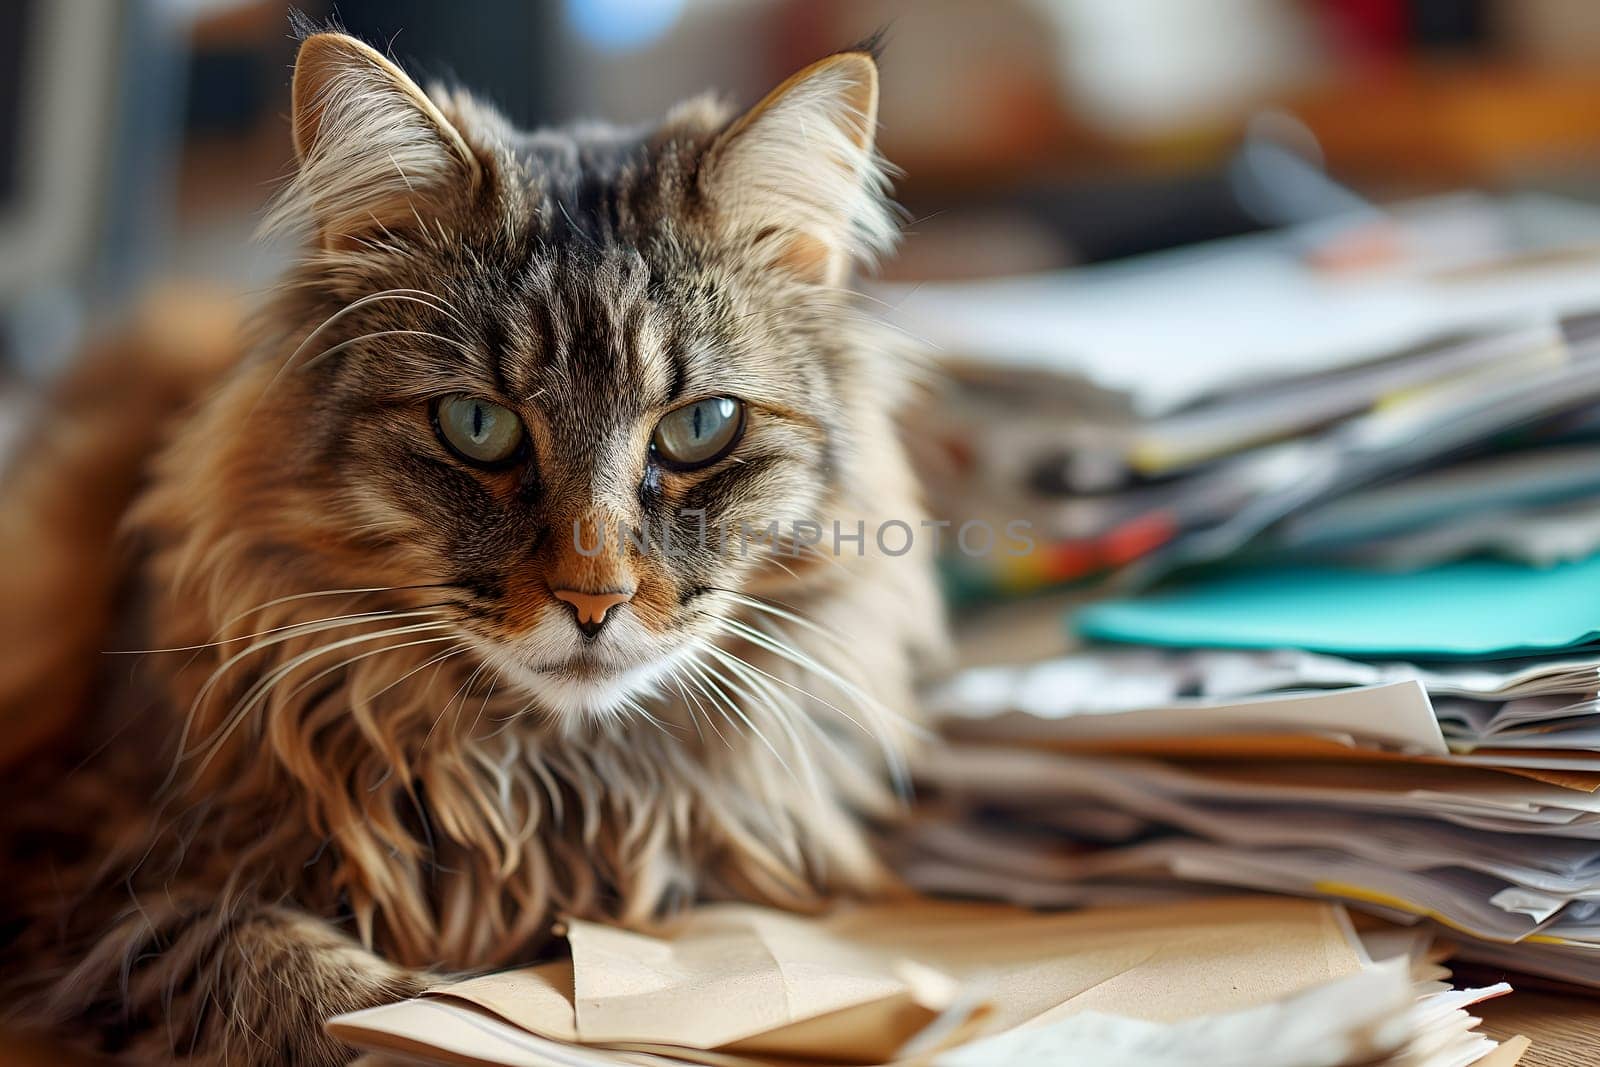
[0,29,942,1065]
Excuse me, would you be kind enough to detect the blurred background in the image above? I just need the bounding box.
[12,0,1600,370]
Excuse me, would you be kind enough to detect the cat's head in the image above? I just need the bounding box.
[203,32,912,724]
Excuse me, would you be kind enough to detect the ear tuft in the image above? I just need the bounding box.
[846,26,890,64]
[704,51,897,284]
[271,32,481,247]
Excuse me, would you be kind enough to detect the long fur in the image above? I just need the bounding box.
[0,31,943,1066]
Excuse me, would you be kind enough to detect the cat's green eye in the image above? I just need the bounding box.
[433,394,526,467]
[651,397,746,470]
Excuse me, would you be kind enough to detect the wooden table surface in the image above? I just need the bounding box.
[1479,989,1600,1067]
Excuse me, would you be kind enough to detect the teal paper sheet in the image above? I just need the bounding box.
[1076,556,1600,659]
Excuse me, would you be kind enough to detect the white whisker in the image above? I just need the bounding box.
[299,328,476,373]
[426,657,492,752]
[183,621,455,781]
[217,584,444,631]
[112,606,447,655]
[252,289,471,409]
[277,637,468,713]
[712,615,914,794]
[701,646,824,793]
[687,657,791,776]
[162,609,450,791]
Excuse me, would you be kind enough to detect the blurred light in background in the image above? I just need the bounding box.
[565,0,686,53]
[1037,0,1319,135]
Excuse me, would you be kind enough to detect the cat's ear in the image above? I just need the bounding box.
[285,32,482,247]
[703,51,896,285]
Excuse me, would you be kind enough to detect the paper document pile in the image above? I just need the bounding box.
[330,898,1516,1066]
[913,539,1600,988]
[888,194,1600,596]
[886,193,1600,998]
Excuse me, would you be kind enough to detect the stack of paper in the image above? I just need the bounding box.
[888,194,1600,597]
[914,551,1600,988]
[886,193,1600,1003]
[329,897,1516,1066]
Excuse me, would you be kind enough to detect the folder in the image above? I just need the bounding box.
[1077,556,1600,659]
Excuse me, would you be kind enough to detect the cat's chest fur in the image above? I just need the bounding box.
[109,561,912,970]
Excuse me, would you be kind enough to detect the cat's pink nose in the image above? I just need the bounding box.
[551,588,634,638]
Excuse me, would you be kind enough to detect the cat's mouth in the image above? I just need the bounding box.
[540,653,619,681]
[519,656,687,719]
[474,633,693,721]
